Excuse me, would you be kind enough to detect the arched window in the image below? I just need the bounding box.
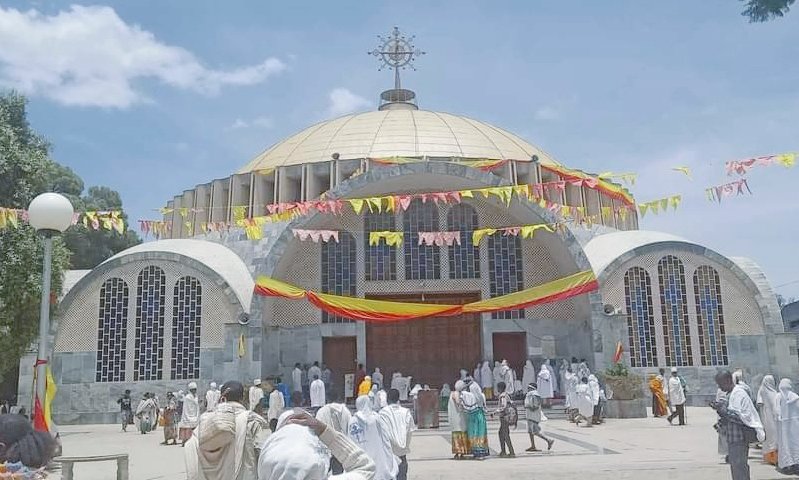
[321,231,357,323]
[96,278,129,382]
[134,266,166,380]
[488,234,524,319]
[694,266,728,366]
[447,204,480,279]
[403,200,440,280]
[172,276,202,379]
[658,256,693,366]
[364,211,396,281]
[623,267,658,367]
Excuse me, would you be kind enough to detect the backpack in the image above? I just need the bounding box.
[500,394,518,428]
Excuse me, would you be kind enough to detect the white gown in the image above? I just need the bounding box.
[521,360,536,390]
[537,366,554,399]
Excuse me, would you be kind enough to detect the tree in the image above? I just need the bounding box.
[0,92,70,384]
[741,0,795,22]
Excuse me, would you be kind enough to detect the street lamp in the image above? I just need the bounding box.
[27,193,74,424]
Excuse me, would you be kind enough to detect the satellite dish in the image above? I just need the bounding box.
[237,313,251,325]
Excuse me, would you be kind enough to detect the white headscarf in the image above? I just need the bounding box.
[257,424,330,480]
[316,403,351,435]
[349,395,398,480]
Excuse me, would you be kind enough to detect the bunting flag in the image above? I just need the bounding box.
[0,208,124,233]
[637,195,681,217]
[705,178,752,203]
[671,166,692,179]
[613,341,624,364]
[725,152,796,176]
[471,223,556,246]
[418,231,461,246]
[254,270,597,322]
[597,172,637,186]
[293,229,340,243]
[368,231,403,247]
[540,164,635,205]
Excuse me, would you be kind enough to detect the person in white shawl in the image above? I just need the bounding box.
[536,364,553,404]
[480,362,493,399]
[259,410,375,480]
[473,363,482,389]
[370,385,387,411]
[379,388,416,480]
[777,378,799,475]
[521,360,536,393]
[135,393,157,434]
[756,375,779,465]
[206,383,221,413]
[588,375,601,425]
[316,401,353,476]
[564,367,578,421]
[500,360,515,396]
[545,360,558,396]
[574,377,594,426]
[180,382,201,445]
[185,381,270,480]
[348,395,398,480]
[492,361,502,395]
[448,381,469,459]
[371,368,384,389]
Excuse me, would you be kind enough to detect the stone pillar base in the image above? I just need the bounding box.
[604,398,647,418]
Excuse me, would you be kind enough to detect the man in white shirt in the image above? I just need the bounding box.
[310,374,326,413]
[378,388,416,480]
[666,367,687,426]
[292,363,304,407]
[249,379,264,414]
[308,362,322,385]
[267,381,285,432]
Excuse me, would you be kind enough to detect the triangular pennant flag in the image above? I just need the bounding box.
[348,199,365,215]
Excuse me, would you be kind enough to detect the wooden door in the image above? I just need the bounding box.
[322,336,357,401]
[366,293,481,389]
[492,332,527,375]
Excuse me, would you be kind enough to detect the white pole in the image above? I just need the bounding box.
[35,235,53,418]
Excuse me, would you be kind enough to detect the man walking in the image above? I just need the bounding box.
[292,363,303,407]
[491,381,515,457]
[117,389,133,432]
[379,389,415,480]
[524,383,555,451]
[666,367,687,425]
[179,382,200,446]
[711,370,765,480]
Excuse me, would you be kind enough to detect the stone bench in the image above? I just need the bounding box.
[54,454,129,480]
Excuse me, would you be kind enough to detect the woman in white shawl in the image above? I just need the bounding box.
[348,395,397,480]
[574,377,594,426]
[536,364,553,400]
[370,385,387,411]
[492,361,502,394]
[777,379,799,475]
[588,375,601,425]
[756,375,779,465]
[259,410,375,480]
[480,362,493,399]
[473,363,482,389]
[448,380,469,459]
[135,394,157,434]
[521,360,536,393]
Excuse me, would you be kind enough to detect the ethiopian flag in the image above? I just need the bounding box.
[613,341,624,364]
[32,366,57,433]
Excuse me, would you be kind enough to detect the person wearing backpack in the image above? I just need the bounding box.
[524,383,555,452]
[491,381,516,457]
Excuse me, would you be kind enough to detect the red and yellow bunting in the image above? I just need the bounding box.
[254,270,598,322]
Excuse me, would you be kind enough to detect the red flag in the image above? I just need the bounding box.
[613,341,624,364]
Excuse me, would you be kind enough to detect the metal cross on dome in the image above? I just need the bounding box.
[369,26,425,90]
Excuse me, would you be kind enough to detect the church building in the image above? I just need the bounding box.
[20,31,797,424]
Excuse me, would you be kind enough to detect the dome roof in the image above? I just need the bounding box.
[237,109,558,173]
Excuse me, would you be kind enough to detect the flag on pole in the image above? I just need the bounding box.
[32,364,57,433]
[613,341,624,364]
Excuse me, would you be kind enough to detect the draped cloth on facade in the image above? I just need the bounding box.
[254,271,598,322]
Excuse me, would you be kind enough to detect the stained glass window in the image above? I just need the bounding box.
[447,204,480,279]
[488,234,524,319]
[623,267,658,367]
[134,266,166,380]
[171,276,202,379]
[694,266,728,366]
[657,256,693,366]
[403,200,441,280]
[365,211,396,281]
[95,278,128,382]
[321,231,356,323]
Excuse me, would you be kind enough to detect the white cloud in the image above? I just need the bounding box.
[0,5,286,108]
[226,116,274,131]
[326,88,371,117]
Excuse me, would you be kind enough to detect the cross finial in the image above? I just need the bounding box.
[369,27,425,90]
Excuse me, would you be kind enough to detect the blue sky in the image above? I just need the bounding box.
[1,1,798,298]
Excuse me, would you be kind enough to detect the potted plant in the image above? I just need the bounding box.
[599,362,643,400]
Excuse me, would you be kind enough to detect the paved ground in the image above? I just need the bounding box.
[50,408,795,480]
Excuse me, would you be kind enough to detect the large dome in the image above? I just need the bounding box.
[237,109,558,173]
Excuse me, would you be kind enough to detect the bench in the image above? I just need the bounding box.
[54,454,129,480]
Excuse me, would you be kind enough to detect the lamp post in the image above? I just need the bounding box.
[27,193,74,422]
